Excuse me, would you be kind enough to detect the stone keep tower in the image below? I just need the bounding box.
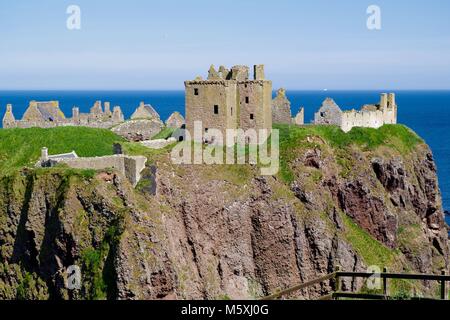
[185,64,272,144]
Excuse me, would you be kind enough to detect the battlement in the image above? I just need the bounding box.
[193,64,267,83]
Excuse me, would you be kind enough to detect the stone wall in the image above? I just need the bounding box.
[272,88,292,124]
[45,155,147,187]
[314,98,342,125]
[340,93,397,132]
[112,119,163,141]
[293,108,304,125]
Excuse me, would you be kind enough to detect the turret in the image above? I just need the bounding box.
[254,65,265,80]
[230,65,249,81]
[2,104,16,128]
[387,93,396,108]
[380,93,388,109]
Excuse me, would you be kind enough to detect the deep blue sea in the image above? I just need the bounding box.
[0,90,449,225]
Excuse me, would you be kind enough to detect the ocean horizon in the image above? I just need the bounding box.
[1,89,449,224]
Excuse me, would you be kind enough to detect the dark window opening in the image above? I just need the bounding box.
[194,88,199,96]
[179,136,184,142]
[250,114,254,120]
[320,112,325,117]
[231,107,233,116]
[205,128,209,133]
[214,105,219,114]
[245,97,249,104]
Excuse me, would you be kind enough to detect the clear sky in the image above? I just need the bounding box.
[1,0,449,90]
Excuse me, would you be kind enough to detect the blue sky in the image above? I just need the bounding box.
[0,0,449,90]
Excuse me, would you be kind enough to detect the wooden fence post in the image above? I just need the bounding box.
[334,266,341,300]
[441,270,447,300]
[382,267,389,299]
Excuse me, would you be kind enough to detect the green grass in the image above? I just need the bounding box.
[122,140,176,164]
[80,224,123,300]
[0,127,125,175]
[341,212,395,267]
[152,127,176,140]
[275,124,423,183]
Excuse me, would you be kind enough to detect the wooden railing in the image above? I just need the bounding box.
[261,267,450,300]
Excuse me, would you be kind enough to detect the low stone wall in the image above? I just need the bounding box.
[112,119,163,141]
[7,120,119,129]
[141,137,176,149]
[56,155,147,187]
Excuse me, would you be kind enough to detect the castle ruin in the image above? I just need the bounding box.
[3,100,125,129]
[185,64,272,144]
[314,93,397,132]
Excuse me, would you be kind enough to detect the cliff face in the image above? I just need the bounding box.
[0,126,448,300]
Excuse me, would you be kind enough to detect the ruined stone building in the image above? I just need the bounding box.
[37,147,147,187]
[3,100,125,129]
[185,64,272,144]
[340,93,397,132]
[112,101,164,141]
[72,101,124,127]
[131,102,160,120]
[314,93,398,132]
[271,88,304,126]
[314,98,343,125]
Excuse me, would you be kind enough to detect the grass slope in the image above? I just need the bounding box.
[0,127,125,175]
[275,124,423,182]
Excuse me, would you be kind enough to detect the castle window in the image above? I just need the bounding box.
[245,97,249,104]
[231,107,233,116]
[214,105,219,114]
[194,88,199,96]
[250,114,254,120]
[205,128,209,133]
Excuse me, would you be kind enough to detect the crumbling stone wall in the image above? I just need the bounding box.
[293,107,304,125]
[44,155,147,187]
[272,88,292,124]
[314,98,343,125]
[112,119,163,141]
[340,93,397,132]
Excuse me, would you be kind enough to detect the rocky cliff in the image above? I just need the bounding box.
[0,125,448,300]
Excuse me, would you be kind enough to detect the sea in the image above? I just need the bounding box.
[0,90,449,226]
